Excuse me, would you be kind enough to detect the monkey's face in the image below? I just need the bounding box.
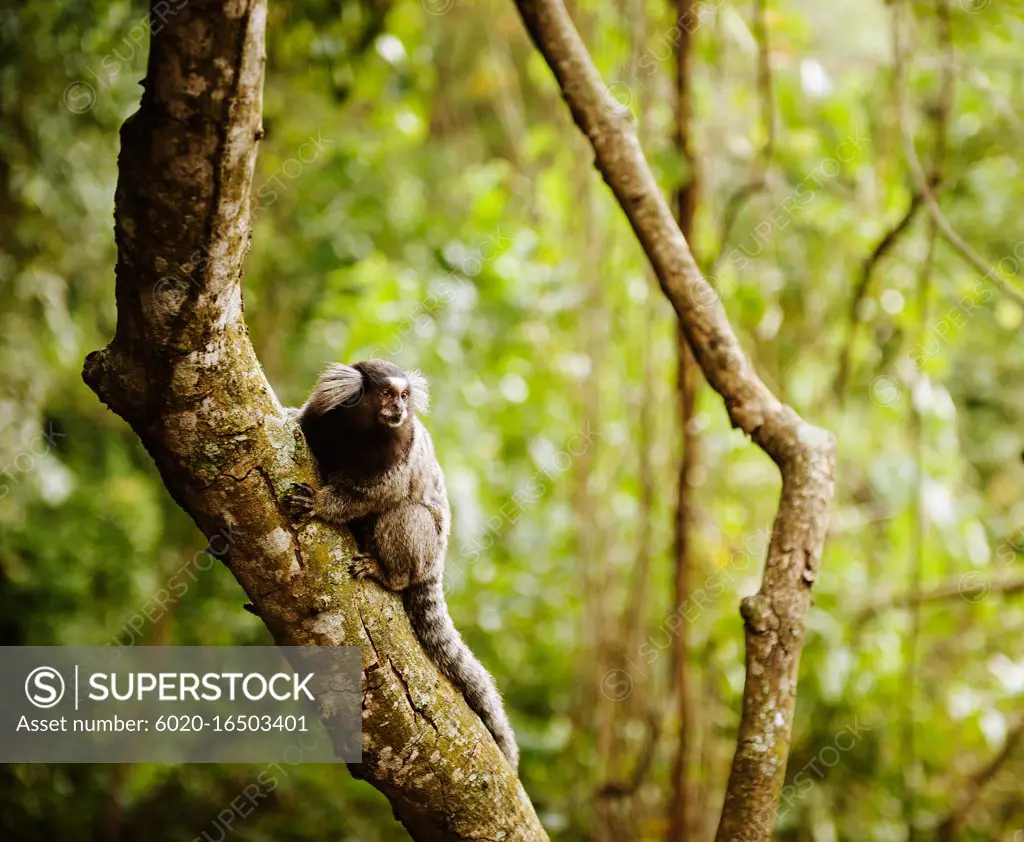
[354,360,429,430]
[302,360,429,438]
[372,376,411,429]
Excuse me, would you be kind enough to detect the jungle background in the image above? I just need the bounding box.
[2,0,1023,839]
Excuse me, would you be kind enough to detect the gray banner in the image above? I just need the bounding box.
[2,646,361,762]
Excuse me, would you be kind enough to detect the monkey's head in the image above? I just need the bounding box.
[300,359,430,435]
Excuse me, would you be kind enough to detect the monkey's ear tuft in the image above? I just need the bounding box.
[406,369,430,415]
[306,363,364,415]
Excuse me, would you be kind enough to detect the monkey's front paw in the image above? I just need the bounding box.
[349,552,384,583]
[285,482,316,521]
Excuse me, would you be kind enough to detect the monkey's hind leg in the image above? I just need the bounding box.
[349,503,439,592]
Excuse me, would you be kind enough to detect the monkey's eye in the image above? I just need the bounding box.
[401,389,410,400]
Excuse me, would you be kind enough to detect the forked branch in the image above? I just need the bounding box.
[510,2,835,840]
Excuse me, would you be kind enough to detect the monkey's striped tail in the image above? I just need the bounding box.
[403,577,519,769]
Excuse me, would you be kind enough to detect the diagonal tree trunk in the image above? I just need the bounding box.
[509,2,836,840]
[82,2,545,839]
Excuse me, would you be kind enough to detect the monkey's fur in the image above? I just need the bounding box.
[285,360,519,768]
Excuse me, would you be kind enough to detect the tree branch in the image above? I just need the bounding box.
[833,191,923,400]
[82,2,544,839]
[935,722,1024,842]
[509,2,836,840]
[595,710,660,798]
[855,574,1024,624]
[892,2,1024,309]
[707,0,775,274]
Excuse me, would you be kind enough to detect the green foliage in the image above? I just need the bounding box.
[1,0,1022,839]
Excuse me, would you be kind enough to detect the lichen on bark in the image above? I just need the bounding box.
[83,1,546,838]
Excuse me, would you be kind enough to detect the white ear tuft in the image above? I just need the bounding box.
[302,363,364,416]
[406,369,430,415]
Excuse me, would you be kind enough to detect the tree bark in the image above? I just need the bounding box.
[668,3,701,839]
[509,2,836,840]
[82,2,545,839]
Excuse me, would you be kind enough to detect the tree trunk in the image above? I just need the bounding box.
[83,2,546,839]
[668,3,701,838]
[510,2,836,840]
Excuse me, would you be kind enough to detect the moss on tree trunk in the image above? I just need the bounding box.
[83,2,546,838]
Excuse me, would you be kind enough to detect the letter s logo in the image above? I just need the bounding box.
[25,666,65,709]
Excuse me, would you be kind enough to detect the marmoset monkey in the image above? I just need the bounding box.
[286,359,519,768]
